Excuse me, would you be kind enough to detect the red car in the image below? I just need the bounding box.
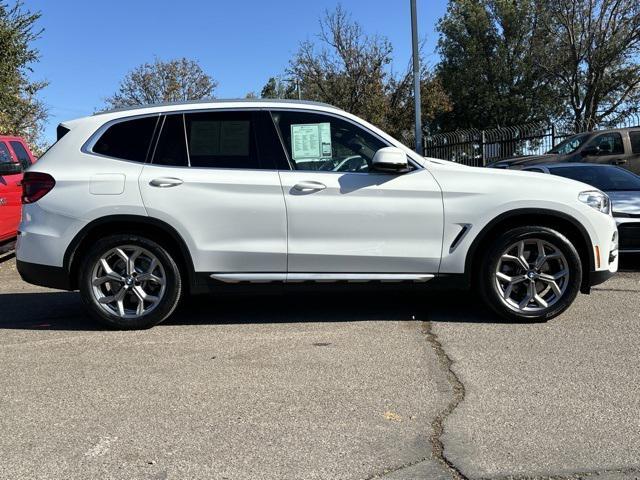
[0,136,36,251]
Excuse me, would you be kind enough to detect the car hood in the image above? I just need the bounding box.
[606,191,640,216]
[487,154,558,169]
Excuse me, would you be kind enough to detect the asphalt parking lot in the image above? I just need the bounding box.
[1,256,639,480]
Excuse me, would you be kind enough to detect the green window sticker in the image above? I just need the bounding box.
[291,123,332,160]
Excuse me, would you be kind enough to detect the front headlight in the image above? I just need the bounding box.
[578,190,611,214]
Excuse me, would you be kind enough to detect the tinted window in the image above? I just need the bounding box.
[584,132,624,155]
[152,114,188,167]
[10,141,31,169]
[630,131,640,154]
[550,165,640,191]
[271,110,387,173]
[0,142,12,164]
[184,111,260,169]
[548,133,589,155]
[93,116,158,161]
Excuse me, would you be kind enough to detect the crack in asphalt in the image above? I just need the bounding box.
[422,320,469,480]
[364,456,431,479]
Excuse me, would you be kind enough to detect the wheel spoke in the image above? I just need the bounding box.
[98,285,126,305]
[538,274,563,296]
[92,271,125,286]
[518,283,535,309]
[133,285,158,303]
[136,272,165,285]
[501,254,529,270]
[533,294,548,308]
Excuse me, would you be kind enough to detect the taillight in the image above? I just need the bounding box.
[22,172,56,204]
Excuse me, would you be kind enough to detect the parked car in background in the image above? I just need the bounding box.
[523,163,640,254]
[488,127,640,174]
[16,99,618,328]
[0,136,35,251]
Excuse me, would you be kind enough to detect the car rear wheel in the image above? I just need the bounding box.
[79,234,182,329]
[480,226,582,322]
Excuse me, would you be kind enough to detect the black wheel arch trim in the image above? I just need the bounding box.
[64,215,198,291]
[463,208,595,289]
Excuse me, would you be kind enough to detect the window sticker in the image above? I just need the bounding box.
[190,121,250,156]
[291,123,332,160]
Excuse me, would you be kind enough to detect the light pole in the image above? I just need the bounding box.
[410,0,423,155]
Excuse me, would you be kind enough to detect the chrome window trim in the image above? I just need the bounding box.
[82,106,422,173]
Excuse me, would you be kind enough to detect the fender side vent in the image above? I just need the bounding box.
[449,224,471,253]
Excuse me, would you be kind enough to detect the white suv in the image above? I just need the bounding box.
[17,100,618,328]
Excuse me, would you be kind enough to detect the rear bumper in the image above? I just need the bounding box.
[16,260,72,290]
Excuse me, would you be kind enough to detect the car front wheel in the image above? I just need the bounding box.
[480,226,582,322]
[79,234,182,329]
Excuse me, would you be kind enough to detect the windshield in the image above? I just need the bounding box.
[547,133,590,155]
[550,165,640,191]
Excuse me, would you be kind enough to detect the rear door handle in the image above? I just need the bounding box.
[293,181,326,192]
[149,177,183,188]
[611,159,627,165]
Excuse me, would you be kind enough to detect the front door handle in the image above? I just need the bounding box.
[149,177,183,188]
[611,159,627,165]
[293,181,326,192]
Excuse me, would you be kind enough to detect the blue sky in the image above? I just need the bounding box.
[24,0,448,144]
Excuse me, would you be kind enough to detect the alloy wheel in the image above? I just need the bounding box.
[494,239,569,313]
[91,245,166,319]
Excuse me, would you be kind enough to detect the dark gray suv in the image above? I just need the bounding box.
[488,127,640,175]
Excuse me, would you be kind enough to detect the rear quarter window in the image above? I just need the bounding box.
[10,141,32,169]
[92,116,159,162]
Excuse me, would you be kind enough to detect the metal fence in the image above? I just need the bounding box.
[424,113,640,167]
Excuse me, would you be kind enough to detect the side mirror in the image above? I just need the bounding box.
[0,162,23,176]
[371,147,409,173]
[581,145,599,157]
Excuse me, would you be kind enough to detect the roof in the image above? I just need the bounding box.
[93,98,339,116]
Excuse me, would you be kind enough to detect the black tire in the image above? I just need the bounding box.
[79,234,182,329]
[479,226,582,322]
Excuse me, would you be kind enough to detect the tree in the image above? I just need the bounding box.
[0,1,48,151]
[436,0,558,130]
[538,0,640,130]
[276,5,451,146]
[260,76,298,99]
[105,58,217,109]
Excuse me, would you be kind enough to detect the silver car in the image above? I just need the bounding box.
[523,163,640,254]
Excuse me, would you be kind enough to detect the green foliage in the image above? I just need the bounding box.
[0,1,47,152]
[437,0,640,131]
[260,77,299,99]
[436,0,558,130]
[104,58,217,109]
[266,5,452,146]
[537,0,640,130]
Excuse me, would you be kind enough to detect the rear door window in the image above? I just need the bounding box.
[9,141,32,169]
[184,111,262,169]
[629,131,640,154]
[93,116,159,162]
[0,142,13,164]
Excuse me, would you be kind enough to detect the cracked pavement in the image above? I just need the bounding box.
[1,256,639,479]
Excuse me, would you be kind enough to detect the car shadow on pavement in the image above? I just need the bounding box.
[0,288,513,331]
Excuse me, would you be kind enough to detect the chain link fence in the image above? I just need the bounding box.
[424,114,640,167]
